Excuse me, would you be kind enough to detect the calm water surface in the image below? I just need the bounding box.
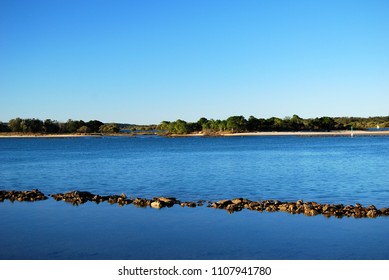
[1,136,389,206]
[1,136,389,259]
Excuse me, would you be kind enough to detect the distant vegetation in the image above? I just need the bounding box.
[1,115,388,135]
[157,115,389,135]
[0,118,119,134]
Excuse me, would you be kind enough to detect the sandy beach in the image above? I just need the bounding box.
[223,130,389,137]
[171,130,389,137]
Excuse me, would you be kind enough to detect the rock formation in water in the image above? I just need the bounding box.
[1,189,389,219]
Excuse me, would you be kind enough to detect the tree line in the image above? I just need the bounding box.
[0,118,120,134]
[1,115,388,135]
[157,115,389,135]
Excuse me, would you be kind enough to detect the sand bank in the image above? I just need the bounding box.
[223,130,389,137]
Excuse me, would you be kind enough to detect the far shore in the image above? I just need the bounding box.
[0,133,104,138]
[171,130,389,137]
[0,132,156,138]
[223,130,389,137]
[1,130,389,138]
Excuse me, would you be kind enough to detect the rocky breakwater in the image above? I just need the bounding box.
[0,189,47,202]
[2,189,389,219]
[48,191,199,209]
[210,198,389,218]
[50,191,133,206]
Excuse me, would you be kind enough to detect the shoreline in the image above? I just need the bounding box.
[224,130,389,137]
[1,130,389,138]
[0,132,156,138]
[171,130,389,137]
[0,133,103,138]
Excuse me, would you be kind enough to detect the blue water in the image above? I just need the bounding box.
[1,136,389,260]
[1,136,389,207]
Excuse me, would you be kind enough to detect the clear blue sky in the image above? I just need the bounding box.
[1,0,388,124]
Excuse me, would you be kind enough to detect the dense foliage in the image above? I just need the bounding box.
[1,115,388,135]
[158,115,389,135]
[2,118,111,134]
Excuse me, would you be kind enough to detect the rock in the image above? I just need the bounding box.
[367,210,378,218]
[179,202,196,207]
[278,204,289,212]
[265,205,277,212]
[287,203,296,213]
[231,198,243,204]
[2,190,389,220]
[353,207,366,218]
[245,201,260,210]
[0,189,48,202]
[367,205,377,211]
[151,201,163,209]
[295,205,304,214]
[274,200,282,205]
[380,208,389,216]
[186,202,197,208]
[132,198,149,207]
[157,197,177,207]
[305,209,319,216]
[108,196,119,204]
[215,200,233,208]
[120,193,127,199]
[226,204,242,212]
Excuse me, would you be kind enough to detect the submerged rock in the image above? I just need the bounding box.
[0,189,47,202]
[1,189,388,219]
[151,201,163,209]
[133,198,149,207]
[181,202,197,208]
[152,197,178,208]
[380,208,389,216]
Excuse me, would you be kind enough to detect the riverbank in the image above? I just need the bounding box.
[170,130,389,137]
[2,130,389,138]
[0,132,101,138]
[225,130,389,137]
[0,132,157,138]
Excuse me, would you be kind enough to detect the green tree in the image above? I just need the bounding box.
[99,123,120,134]
[172,119,192,134]
[226,116,247,133]
[157,121,171,132]
[65,119,85,133]
[86,120,104,133]
[319,117,336,131]
[20,118,43,133]
[197,117,210,130]
[290,114,305,131]
[307,117,336,131]
[77,125,91,133]
[43,119,60,133]
[267,117,283,131]
[8,118,23,132]
[0,121,10,132]
[247,116,260,131]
